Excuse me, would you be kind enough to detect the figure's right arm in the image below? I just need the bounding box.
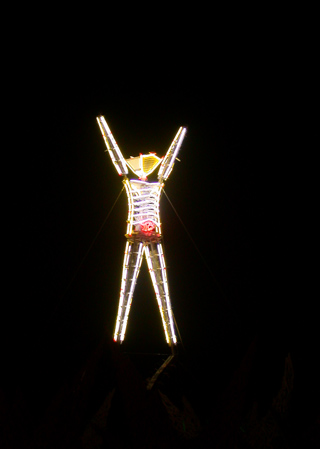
[96,116,128,176]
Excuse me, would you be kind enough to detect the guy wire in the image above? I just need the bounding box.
[51,186,125,319]
[162,189,238,320]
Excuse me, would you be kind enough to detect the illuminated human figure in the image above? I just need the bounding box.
[97,116,187,347]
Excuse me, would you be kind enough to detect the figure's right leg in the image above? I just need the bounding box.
[114,240,144,343]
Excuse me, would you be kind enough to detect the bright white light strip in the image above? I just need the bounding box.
[157,243,177,343]
[100,117,128,173]
[120,242,144,341]
[124,179,134,235]
[114,241,132,341]
[96,117,128,175]
[145,246,170,343]
[162,127,186,180]
[97,118,122,175]
[155,186,162,234]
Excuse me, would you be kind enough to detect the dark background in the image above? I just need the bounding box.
[3,25,317,446]
[13,77,283,394]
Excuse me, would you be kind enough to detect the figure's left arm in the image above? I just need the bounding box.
[158,127,187,182]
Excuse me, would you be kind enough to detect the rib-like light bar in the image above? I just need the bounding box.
[124,179,163,235]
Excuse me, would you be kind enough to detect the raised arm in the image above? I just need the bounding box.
[158,126,187,182]
[96,116,128,176]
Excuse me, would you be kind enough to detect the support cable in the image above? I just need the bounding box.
[162,189,239,321]
[51,186,125,319]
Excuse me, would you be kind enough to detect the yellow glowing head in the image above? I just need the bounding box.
[125,153,162,180]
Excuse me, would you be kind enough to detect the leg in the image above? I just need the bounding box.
[144,242,177,346]
[114,240,144,342]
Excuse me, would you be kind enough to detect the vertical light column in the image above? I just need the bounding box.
[155,184,163,234]
[119,242,144,342]
[145,245,170,344]
[157,243,177,344]
[114,241,132,341]
[124,179,134,235]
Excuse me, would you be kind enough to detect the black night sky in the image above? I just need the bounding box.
[3,35,318,447]
[22,87,275,359]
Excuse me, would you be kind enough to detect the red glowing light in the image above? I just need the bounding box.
[141,220,155,234]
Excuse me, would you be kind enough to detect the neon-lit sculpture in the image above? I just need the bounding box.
[97,116,187,347]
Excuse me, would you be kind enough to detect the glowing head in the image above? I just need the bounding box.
[125,153,162,180]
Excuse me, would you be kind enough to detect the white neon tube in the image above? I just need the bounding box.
[157,243,177,344]
[100,117,128,174]
[114,241,132,341]
[162,127,186,180]
[120,243,144,341]
[145,246,170,343]
[124,180,134,235]
[97,117,128,175]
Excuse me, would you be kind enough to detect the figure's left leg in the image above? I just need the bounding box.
[145,242,177,346]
